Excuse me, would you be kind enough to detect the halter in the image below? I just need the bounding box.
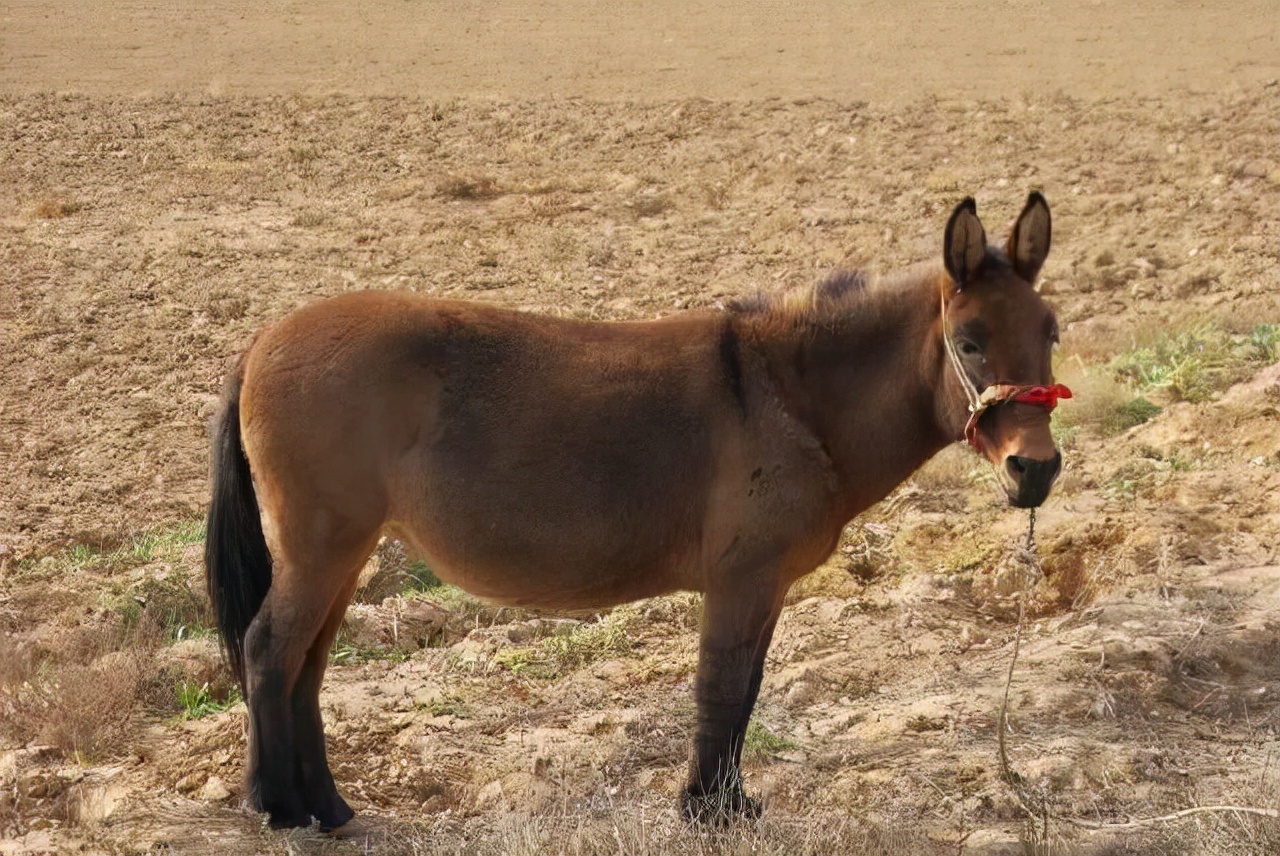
[940,289,1072,451]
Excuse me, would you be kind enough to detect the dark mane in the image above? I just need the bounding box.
[725,269,869,318]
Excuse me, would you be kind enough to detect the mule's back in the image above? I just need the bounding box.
[240,291,742,608]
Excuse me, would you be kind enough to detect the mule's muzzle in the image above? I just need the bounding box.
[1003,452,1061,508]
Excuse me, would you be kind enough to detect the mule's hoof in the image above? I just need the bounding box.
[324,816,384,844]
[679,787,762,825]
[315,799,356,833]
[267,809,314,830]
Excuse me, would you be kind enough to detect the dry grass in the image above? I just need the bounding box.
[33,197,84,218]
[1053,358,1160,438]
[0,623,154,762]
[0,521,217,763]
[247,807,943,856]
[494,611,634,680]
[436,173,502,200]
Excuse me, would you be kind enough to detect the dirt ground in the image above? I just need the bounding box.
[2,2,1279,854]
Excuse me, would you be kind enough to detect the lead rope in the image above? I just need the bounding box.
[940,288,984,416]
[996,509,1280,839]
[996,508,1047,836]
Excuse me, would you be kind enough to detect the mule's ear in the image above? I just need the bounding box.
[943,197,986,288]
[1007,191,1051,283]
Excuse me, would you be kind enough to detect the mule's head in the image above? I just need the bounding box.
[941,193,1067,508]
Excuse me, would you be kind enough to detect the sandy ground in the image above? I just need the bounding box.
[2,2,1280,854]
[4,1,1279,102]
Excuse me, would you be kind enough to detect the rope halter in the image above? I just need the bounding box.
[940,288,1072,451]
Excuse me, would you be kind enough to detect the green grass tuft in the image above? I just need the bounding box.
[403,560,444,592]
[1109,323,1273,404]
[38,520,205,576]
[1104,396,1163,433]
[1247,323,1280,363]
[743,717,799,762]
[496,614,632,679]
[175,680,241,720]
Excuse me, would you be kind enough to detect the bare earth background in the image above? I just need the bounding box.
[2,2,1279,854]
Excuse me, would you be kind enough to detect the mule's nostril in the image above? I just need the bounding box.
[1004,453,1064,508]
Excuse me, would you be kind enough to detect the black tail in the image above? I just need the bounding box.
[205,361,272,694]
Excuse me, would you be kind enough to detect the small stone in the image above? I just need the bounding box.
[785,680,817,708]
[474,779,506,811]
[175,772,202,794]
[1241,160,1272,179]
[198,776,231,802]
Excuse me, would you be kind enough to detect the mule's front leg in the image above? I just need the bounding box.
[682,587,783,824]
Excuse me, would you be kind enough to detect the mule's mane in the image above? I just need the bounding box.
[724,269,871,321]
[726,249,1015,331]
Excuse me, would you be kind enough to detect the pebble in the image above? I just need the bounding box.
[198,776,231,802]
[175,772,202,794]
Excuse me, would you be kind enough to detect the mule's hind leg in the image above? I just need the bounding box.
[682,583,785,823]
[243,517,379,829]
[243,589,319,828]
[291,571,363,831]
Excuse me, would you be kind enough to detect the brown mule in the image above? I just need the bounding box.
[206,192,1067,829]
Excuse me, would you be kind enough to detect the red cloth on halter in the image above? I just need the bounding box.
[1010,383,1073,411]
[964,383,1073,451]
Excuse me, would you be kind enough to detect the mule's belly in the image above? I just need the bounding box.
[388,433,711,609]
[395,523,693,610]
[382,323,726,610]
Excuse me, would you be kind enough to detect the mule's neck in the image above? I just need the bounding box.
[744,269,967,521]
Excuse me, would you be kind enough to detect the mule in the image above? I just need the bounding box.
[206,192,1068,829]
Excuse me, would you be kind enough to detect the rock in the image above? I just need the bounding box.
[785,680,817,709]
[474,778,506,811]
[68,782,126,823]
[198,776,231,801]
[1241,160,1272,179]
[963,828,1023,855]
[175,772,202,794]
[590,659,631,685]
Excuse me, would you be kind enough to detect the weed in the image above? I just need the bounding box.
[296,804,939,856]
[1,652,147,762]
[1108,396,1163,432]
[34,198,84,218]
[496,614,632,679]
[403,561,444,592]
[1247,323,1280,363]
[743,717,799,762]
[437,174,501,200]
[420,691,470,718]
[1161,453,1195,472]
[47,520,205,576]
[126,520,205,563]
[290,210,328,228]
[175,680,241,720]
[416,583,533,628]
[627,192,673,218]
[1110,324,1246,403]
[356,539,445,604]
[1050,418,1079,448]
[329,639,412,666]
[104,569,212,642]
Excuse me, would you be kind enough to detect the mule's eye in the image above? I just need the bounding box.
[959,340,982,357]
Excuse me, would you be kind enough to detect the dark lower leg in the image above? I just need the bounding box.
[292,584,358,831]
[681,600,780,823]
[731,624,775,772]
[244,612,311,828]
[292,664,352,831]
